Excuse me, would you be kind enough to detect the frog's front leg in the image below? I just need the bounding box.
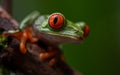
[19,27,38,53]
[19,31,27,53]
[3,31,26,53]
[25,27,38,43]
[3,27,38,54]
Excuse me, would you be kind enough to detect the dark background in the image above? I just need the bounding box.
[1,0,120,75]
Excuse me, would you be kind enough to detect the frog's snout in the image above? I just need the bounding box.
[83,25,90,38]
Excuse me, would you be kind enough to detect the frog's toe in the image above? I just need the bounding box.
[20,42,27,54]
[48,57,58,66]
[30,37,38,43]
[20,46,27,54]
[39,51,56,61]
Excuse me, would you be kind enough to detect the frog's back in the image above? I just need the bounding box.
[20,11,40,30]
[33,15,49,31]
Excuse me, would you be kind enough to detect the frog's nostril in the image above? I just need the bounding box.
[83,25,90,38]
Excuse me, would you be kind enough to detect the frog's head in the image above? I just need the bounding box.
[34,13,89,44]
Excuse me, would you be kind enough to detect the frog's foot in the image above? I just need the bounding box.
[39,46,61,66]
[3,27,38,54]
[20,27,38,54]
[3,31,27,53]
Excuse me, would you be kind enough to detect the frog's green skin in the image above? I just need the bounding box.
[19,11,86,45]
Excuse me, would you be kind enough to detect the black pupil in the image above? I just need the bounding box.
[53,16,58,25]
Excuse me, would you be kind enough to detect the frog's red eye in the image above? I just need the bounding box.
[83,25,90,38]
[48,13,65,29]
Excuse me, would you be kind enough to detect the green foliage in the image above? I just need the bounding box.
[0,35,7,48]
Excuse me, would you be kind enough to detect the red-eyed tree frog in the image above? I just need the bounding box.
[3,11,89,66]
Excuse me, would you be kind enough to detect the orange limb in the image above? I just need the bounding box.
[3,27,38,54]
[3,31,23,40]
[20,27,38,53]
[25,27,38,43]
[20,31,27,54]
[48,56,58,66]
[39,46,63,66]
[40,51,57,61]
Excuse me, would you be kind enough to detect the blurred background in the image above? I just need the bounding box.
[1,0,120,75]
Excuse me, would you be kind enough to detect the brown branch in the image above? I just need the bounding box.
[0,6,18,30]
[0,7,82,75]
[2,0,12,16]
